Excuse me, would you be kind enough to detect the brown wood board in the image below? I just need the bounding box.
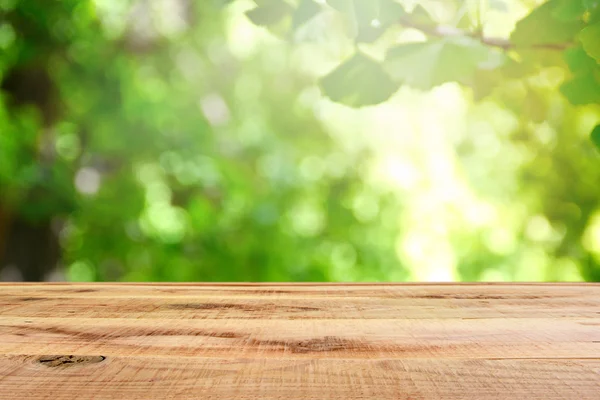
[0,283,599,399]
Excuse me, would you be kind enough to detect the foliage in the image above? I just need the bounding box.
[245,0,600,146]
[0,0,599,282]
[0,0,405,281]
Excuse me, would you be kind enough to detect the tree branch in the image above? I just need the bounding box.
[397,17,572,51]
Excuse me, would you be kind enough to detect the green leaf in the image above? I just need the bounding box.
[586,0,600,23]
[377,0,406,26]
[500,57,537,79]
[320,52,399,107]
[551,0,586,21]
[326,0,406,42]
[353,0,381,27]
[408,5,435,27]
[564,46,598,74]
[356,0,406,43]
[246,1,293,26]
[560,72,600,104]
[511,0,583,46]
[384,37,505,90]
[292,0,322,30]
[512,47,566,69]
[579,22,600,61]
[326,0,351,13]
[591,125,600,150]
[325,0,358,38]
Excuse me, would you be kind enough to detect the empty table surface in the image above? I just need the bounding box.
[0,283,599,399]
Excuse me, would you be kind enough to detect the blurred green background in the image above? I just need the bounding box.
[0,0,599,282]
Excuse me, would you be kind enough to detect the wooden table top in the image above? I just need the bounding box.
[0,283,599,399]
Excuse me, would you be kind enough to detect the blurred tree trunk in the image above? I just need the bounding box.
[0,216,60,281]
[0,204,10,272]
[0,66,62,282]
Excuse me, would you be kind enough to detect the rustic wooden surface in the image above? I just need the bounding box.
[0,283,599,399]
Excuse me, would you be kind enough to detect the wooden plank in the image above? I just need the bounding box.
[0,356,599,399]
[0,283,599,399]
[0,317,599,359]
[1,284,599,320]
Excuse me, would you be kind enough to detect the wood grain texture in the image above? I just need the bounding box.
[0,283,599,399]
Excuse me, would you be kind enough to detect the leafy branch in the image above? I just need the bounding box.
[396,16,572,51]
[244,0,600,148]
